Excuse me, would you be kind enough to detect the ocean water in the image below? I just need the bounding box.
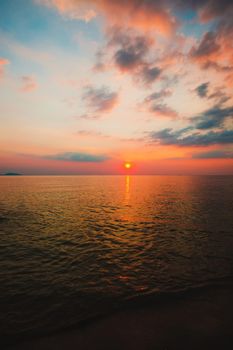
[0,175,233,342]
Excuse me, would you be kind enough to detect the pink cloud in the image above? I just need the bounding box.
[38,0,96,21]
[148,103,178,119]
[142,89,178,119]
[198,0,233,22]
[75,130,110,138]
[190,6,233,81]
[97,0,177,35]
[39,0,177,35]
[82,85,119,114]
[0,58,10,79]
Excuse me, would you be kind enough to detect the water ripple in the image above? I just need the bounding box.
[0,175,233,342]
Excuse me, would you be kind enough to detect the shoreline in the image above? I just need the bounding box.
[6,282,233,349]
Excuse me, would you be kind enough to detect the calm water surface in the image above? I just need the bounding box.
[0,176,233,340]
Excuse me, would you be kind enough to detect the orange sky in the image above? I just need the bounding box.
[0,0,232,174]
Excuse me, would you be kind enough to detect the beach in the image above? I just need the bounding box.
[7,284,233,350]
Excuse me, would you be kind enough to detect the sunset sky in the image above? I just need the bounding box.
[0,0,233,174]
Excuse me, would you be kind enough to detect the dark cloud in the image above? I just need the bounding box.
[142,89,176,118]
[149,128,233,146]
[83,86,118,113]
[149,100,233,147]
[46,152,109,162]
[145,89,172,102]
[195,82,209,98]
[189,2,233,74]
[114,48,141,71]
[140,65,162,85]
[197,0,233,21]
[192,105,233,129]
[194,83,231,105]
[109,29,152,71]
[172,0,233,20]
[192,150,233,159]
[149,127,190,145]
[201,61,233,72]
[149,103,178,118]
[104,28,163,86]
[208,88,231,105]
[190,31,220,59]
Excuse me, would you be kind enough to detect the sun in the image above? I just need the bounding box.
[124,162,132,169]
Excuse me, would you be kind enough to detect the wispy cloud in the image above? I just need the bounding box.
[149,128,233,146]
[192,105,233,130]
[192,149,233,159]
[75,130,110,138]
[82,86,118,115]
[190,32,219,62]
[0,32,52,66]
[46,152,110,162]
[149,103,178,119]
[194,82,231,105]
[208,88,231,105]
[142,89,177,119]
[144,89,172,102]
[20,76,38,92]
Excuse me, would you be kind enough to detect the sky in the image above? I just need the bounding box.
[0,0,233,175]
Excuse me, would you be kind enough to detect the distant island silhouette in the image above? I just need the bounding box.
[2,172,22,176]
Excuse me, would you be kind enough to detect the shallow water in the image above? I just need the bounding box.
[0,175,233,341]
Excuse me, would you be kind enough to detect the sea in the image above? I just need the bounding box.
[0,175,233,344]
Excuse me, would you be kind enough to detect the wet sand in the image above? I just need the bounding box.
[7,285,233,350]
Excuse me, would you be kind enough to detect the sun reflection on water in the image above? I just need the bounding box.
[124,175,130,205]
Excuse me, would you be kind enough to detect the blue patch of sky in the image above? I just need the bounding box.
[175,8,214,39]
[0,0,103,54]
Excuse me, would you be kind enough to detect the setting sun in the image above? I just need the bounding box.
[124,162,132,169]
